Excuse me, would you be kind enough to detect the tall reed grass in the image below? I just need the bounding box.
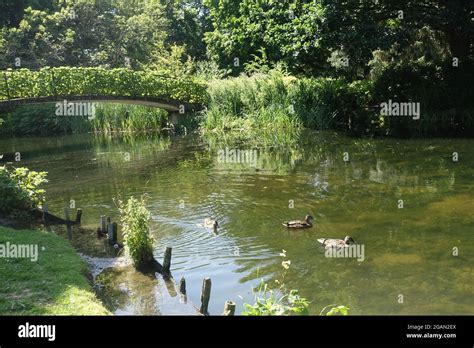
[201,69,375,136]
[91,104,168,133]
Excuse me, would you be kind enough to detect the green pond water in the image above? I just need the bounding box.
[1,130,473,315]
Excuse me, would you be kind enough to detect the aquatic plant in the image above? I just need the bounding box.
[243,250,350,316]
[117,196,154,269]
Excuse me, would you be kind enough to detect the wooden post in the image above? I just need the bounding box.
[163,247,172,275]
[223,300,236,316]
[42,203,49,221]
[199,277,212,315]
[75,209,82,225]
[107,222,117,245]
[64,207,70,222]
[66,224,73,240]
[179,277,186,295]
[100,215,107,232]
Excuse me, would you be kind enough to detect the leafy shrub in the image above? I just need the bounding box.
[117,196,154,269]
[320,304,350,316]
[243,282,309,316]
[0,166,48,218]
[242,250,309,316]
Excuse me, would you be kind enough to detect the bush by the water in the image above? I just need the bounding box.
[372,60,474,137]
[0,166,48,218]
[242,250,349,316]
[117,196,154,269]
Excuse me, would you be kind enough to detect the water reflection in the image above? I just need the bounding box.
[1,131,473,315]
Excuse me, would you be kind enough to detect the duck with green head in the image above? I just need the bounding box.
[282,215,314,229]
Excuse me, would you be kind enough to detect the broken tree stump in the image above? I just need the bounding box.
[223,300,236,316]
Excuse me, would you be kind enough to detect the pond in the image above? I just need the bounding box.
[1,130,473,315]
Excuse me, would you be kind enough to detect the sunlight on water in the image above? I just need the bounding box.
[1,131,472,315]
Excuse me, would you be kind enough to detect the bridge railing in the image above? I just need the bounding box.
[0,67,208,105]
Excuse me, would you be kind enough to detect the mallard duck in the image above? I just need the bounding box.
[282,215,313,229]
[317,236,355,249]
[204,218,219,231]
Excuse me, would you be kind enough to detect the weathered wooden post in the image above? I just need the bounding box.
[100,215,107,233]
[179,277,186,295]
[107,222,117,245]
[64,207,71,222]
[223,300,236,316]
[42,203,49,222]
[163,247,172,275]
[75,209,82,225]
[199,277,212,315]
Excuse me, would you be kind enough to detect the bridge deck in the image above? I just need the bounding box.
[0,95,204,113]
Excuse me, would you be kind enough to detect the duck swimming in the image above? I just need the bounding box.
[204,218,219,231]
[282,215,313,229]
[317,236,355,249]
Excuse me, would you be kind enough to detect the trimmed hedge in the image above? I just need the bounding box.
[0,67,208,105]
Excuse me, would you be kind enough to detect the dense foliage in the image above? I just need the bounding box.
[0,1,472,136]
[0,165,48,218]
[204,0,472,77]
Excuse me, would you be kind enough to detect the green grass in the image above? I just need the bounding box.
[0,226,110,315]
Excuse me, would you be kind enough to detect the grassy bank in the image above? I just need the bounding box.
[0,226,110,315]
